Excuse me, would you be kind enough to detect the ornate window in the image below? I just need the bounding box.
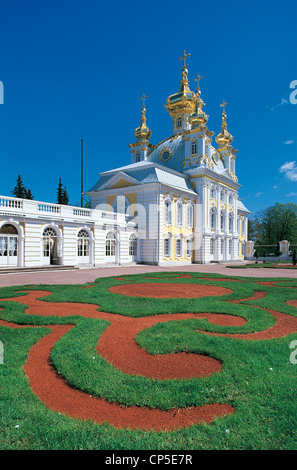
[0,224,18,258]
[176,200,183,227]
[113,195,129,214]
[186,239,192,257]
[0,224,18,235]
[163,235,172,258]
[229,213,233,233]
[129,234,137,256]
[135,153,141,163]
[220,211,225,231]
[77,229,90,257]
[210,238,214,255]
[106,232,116,257]
[42,227,57,258]
[177,117,182,128]
[186,202,193,228]
[176,238,182,257]
[164,198,172,225]
[210,208,215,229]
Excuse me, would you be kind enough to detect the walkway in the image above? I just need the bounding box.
[0,263,297,287]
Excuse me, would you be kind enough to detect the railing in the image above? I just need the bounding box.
[0,195,134,227]
[38,203,60,214]
[0,196,23,210]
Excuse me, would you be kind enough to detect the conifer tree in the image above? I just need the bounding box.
[57,178,69,205]
[11,175,34,199]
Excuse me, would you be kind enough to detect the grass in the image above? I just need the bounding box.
[228,261,297,269]
[0,272,297,449]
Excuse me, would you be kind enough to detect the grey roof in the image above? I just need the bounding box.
[237,200,251,213]
[87,160,197,196]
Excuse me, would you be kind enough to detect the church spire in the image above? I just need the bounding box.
[129,94,153,163]
[215,100,238,181]
[165,51,196,134]
[134,93,152,143]
[190,73,209,130]
[215,100,233,149]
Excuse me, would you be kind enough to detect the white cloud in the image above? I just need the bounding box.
[255,192,263,198]
[280,161,297,181]
[273,185,278,189]
[286,192,297,197]
[285,140,295,145]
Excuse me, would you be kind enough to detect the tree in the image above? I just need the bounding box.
[248,203,297,245]
[11,175,34,199]
[24,188,34,200]
[57,178,69,205]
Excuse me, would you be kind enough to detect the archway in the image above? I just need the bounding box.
[0,224,18,267]
[42,227,59,266]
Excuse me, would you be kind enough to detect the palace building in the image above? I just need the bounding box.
[0,52,250,269]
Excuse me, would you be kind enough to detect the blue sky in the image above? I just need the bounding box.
[0,0,296,214]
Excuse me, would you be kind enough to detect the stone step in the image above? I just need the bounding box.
[0,265,79,274]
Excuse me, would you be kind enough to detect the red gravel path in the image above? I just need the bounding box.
[109,283,233,298]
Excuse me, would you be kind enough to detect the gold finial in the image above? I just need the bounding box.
[220,100,228,113]
[194,73,203,92]
[140,93,147,108]
[179,50,190,68]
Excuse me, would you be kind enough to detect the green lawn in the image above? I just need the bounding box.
[0,272,297,450]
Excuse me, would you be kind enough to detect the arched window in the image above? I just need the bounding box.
[191,140,197,155]
[77,229,90,258]
[0,224,18,264]
[42,227,58,263]
[43,227,57,237]
[129,234,137,256]
[0,224,18,235]
[210,238,214,255]
[135,153,141,163]
[106,232,116,257]
[220,211,225,231]
[229,213,233,233]
[210,208,215,229]
[177,117,182,128]
[113,195,129,214]
[176,237,182,257]
[176,200,183,226]
[164,198,172,225]
[186,203,193,228]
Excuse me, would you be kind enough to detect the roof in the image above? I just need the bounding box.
[237,200,251,213]
[86,160,197,196]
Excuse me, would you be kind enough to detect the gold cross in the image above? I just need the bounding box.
[179,50,190,67]
[140,93,147,107]
[220,100,228,112]
[194,73,203,90]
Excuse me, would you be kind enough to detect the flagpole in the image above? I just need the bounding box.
[81,138,83,207]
